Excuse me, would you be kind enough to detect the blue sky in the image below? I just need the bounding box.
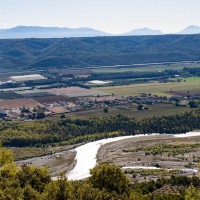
[0,0,199,34]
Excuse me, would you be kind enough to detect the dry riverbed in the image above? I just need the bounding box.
[97,135,200,181]
[15,134,200,180]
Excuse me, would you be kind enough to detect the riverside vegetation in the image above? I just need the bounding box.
[0,147,200,199]
[0,109,200,147]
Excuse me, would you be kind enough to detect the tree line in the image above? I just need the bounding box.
[0,110,200,147]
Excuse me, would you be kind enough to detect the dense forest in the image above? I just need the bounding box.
[1,110,200,147]
[0,147,199,200]
[1,34,200,69]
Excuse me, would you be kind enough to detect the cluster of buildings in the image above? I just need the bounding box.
[0,92,192,121]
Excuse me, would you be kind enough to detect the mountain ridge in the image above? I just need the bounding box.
[1,34,200,69]
[0,25,200,39]
[0,26,110,39]
[122,27,162,36]
[177,25,200,34]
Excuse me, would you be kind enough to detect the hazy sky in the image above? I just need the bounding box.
[0,0,199,34]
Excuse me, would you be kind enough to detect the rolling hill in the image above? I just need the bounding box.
[1,34,200,70]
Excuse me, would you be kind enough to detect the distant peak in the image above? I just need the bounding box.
[187,25,200,29]
[123,27,162,36]
[139,27,151,30]
[178,25,200,34]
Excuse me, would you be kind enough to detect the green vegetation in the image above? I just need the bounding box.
[89,164,129,195]
[170,76,200,82]
[0,109,200,147]
[1,35,200,69]
[0,91,23,99]
[68,104,190,119]
[21,92,54,98]
[0,146,200,199]
[124,169,182,177]
[103,106,109,113]
[96,78,200,96]
[10,147,52,160]
[124,143,200,156]
[93,63,200,73]
[189,101,198,108]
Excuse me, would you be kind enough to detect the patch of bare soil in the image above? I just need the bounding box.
[0,98,42,109]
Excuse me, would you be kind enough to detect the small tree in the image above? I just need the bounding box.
[89,164,129,195]
[189,101,198,108]
[42,175,73,200]
[36,112,46,119]
[185,184,200,200]
[20,106,30,113]
[137,104,144,110]
[103,107,109,113]
[60,114,66,119]
[29,113,36,119]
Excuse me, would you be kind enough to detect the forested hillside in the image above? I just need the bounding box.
[1,34,200,69]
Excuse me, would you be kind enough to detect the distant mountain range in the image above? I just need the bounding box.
[0,25,200,39]
[0,26,110,39]
[122,28,162,36]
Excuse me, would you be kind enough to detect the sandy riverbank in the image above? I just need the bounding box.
[17,132,200,179]
[97,134,200,181]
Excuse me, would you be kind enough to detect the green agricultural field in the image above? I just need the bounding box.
[67,104,190,119]
[93,63,200,73]
[96,78,200,97]
[183,77,200,81]
[0,92,23,99]
[170,76,200,82]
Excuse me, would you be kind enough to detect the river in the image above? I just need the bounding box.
[66,132,200,180]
